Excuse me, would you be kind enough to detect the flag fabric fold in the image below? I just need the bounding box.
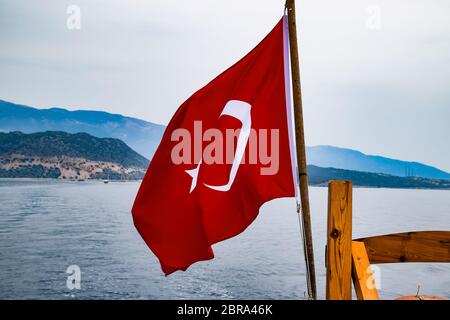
[132,16,296,275]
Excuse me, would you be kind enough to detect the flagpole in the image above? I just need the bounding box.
[285,0,317,300]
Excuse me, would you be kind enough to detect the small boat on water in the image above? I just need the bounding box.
[103,180,109,184]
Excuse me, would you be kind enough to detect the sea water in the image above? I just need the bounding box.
[0,179,449,299]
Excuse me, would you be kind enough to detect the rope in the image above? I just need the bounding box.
[297,198,314,300]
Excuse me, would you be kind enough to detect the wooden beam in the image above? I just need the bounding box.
[352,241,380,300]
[326,180,353,300]
[355,231,450,264]
[285,0,317,299]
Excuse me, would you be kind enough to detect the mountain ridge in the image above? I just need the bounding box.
[0,99,165,159]
[307,165,450,189]
[0,131,148,180]
[2,99,449,180]
[0,130,448,189]
[307,145,450,180]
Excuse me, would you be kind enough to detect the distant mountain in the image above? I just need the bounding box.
[2,99,449,181]
[1,131,448,188]
[0,131,149,180]
[0,99,165,159]
[307,165,450,189]
[307,145,450,180]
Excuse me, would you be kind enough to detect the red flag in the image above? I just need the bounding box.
[132,16,297,275]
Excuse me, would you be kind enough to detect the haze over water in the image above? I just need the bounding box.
[0,179,449,299]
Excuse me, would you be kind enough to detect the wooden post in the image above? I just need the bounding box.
[351,241,380,300]
[326,181,353,300]
[285,0,317,299]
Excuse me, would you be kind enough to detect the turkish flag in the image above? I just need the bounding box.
[132,17,297,275]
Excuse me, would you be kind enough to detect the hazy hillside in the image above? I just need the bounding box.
[307,165,450,189]
[0,131,149,168]
[0,131,448,188]
[0,131,149,180]
[307,145,450,180]
[2,99,449,181]
[0,99,165,159]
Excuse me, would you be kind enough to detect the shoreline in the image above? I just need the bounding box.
[0,177,448,190]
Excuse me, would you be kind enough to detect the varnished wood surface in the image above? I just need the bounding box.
[355,231,450,264]
[326,181,353,300]
[351,241,380,300]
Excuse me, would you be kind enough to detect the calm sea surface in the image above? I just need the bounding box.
[0,178,449,300]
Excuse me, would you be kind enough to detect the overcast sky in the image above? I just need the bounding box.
[1,0,449,171]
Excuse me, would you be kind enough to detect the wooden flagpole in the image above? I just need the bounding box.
[286,0,317,299]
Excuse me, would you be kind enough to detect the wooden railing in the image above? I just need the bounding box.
[325,180,450,300]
